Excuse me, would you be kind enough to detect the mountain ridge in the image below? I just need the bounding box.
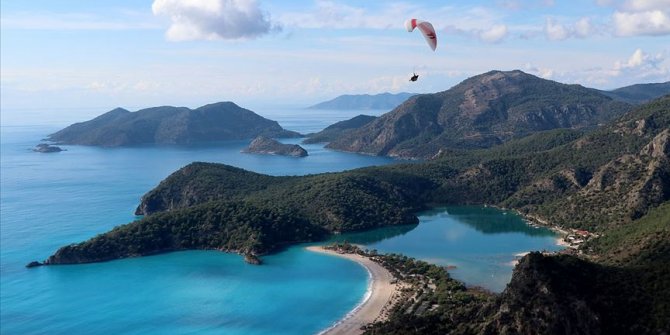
[308,92,417,110]
[326,70,633,159]
[37,95,669,265]
[48,101,300,147]
[303,114,377,144]
[600,81,670,105]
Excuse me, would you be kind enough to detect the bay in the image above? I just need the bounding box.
[0,109,389,335]
[1,107,562,334]
[333,206,563,293]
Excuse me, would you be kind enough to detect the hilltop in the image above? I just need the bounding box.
[326,70,632,159]
[600,81,670,105]
[32,90,670,334]
[38,96,669,265]
[48,102,300,147]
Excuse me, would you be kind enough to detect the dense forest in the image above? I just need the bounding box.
[43,96,669,265]
[363,203,670,334]
[35,96,670,334]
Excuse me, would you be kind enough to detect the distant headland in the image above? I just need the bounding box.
[308,92,416,110]
[47,101,300,147]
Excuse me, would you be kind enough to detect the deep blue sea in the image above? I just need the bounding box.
[1,107,560,334]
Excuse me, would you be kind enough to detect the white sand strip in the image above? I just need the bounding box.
[306,246,397,335]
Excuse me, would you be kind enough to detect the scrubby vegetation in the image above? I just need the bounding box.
[328,201,670,335]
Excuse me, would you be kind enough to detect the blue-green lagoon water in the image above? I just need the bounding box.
[334,207,562,292]
[1,108,561,334]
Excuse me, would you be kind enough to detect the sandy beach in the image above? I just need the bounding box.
[306,246,398,335]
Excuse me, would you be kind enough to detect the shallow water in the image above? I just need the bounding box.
[333,206,562,292]
[0,110,388,335]
[2,108,561,334]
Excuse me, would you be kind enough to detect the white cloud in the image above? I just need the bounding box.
[621,48,646,67]
[151,0,280,41]
[524,63,555,79]
[622,0,670,11]
[278,1,415,29]
[545,18,569,40]
[280,3,508,45]
[595,0,670,36]
[603,48,670,84]
[479,24,509,42]
[613,9,670,36]
[614,48,666,70]
[574,17,593,37]
[520,47,669,89]
[544,17,598,40]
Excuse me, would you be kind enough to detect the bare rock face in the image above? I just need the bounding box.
[641,129,670,158]
[242,136,308,157]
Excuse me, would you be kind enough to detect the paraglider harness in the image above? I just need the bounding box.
[410,73,419,82]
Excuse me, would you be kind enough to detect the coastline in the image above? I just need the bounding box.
[306,246,398,335]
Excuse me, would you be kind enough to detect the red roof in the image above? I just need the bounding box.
[575,230,589,236]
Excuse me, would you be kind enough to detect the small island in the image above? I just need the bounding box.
[47,102,300,147]
[242,136,308,157]
[33,143,64,153]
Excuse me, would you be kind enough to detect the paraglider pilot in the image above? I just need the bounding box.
[410,73,419,82]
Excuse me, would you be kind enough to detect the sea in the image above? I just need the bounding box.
[0,107,561,334]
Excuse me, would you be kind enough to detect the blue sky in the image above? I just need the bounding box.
[1,0,669,123]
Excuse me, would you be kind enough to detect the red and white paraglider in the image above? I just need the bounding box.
[404,19,437,81]
[405,19,437,51]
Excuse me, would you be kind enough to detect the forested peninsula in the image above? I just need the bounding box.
[37,95,669,264]
[32,93,670,334]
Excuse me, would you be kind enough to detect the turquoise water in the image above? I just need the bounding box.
[333,206,562,292]
[1,109,389,335]
[1,108,561,334]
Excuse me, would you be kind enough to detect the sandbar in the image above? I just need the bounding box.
[306,246,398,335]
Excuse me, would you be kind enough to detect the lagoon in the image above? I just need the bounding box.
[333,206,562,292]
[1,107,559,334]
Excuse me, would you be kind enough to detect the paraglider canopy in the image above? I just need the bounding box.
[404,19,437,51]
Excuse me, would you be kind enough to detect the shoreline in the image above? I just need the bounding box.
[306,246,398,335]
